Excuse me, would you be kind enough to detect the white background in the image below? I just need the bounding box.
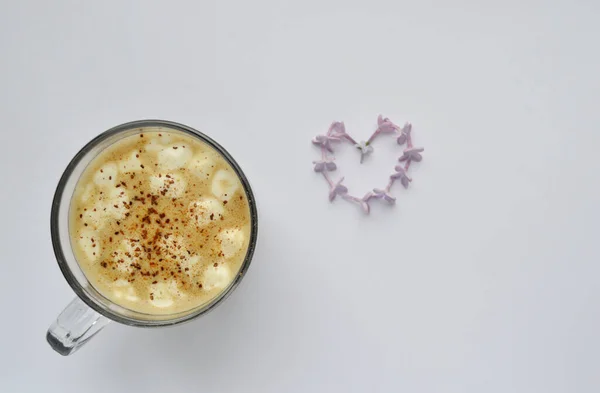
[1,1,599,392]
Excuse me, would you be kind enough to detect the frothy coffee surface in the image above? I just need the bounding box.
[69,129,252,315]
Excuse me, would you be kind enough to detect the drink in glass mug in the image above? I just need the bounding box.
[47,120,258,355]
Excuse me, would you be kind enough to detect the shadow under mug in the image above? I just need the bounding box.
[47,120,258,355]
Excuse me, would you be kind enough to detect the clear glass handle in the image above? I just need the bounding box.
[46,297,110,356]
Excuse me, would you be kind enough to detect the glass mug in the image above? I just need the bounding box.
[47,120,258,355]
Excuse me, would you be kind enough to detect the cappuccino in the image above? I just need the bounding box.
[69,129,252,315]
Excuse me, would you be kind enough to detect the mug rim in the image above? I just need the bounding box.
[50,119,258,327]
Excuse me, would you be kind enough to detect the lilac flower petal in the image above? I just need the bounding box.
[336,184,348,194]
[329,186,347,201]
[376,114,400,133]
[312,161,324,172]
[399,147,424,162]
[396,124,412,145]
[329,121,347,138]
[328,177,348,201]
[311,135,327,150]
[391,165,412,189]
[380,123,398,133]
[312,135,340,153]
[372,188,395,204]
[313,159,336,172]
[391,167,407,178]
[401,177,410,188]
[312,135,325,144]
[394,165,406,173]
[412,148,425,161]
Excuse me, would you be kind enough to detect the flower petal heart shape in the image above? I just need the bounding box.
[311,115,424,214]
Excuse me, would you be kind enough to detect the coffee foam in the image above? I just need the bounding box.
[77,228,99,262]
[69,129,252,315]
[111,239,140,273]
[80,183,94,203]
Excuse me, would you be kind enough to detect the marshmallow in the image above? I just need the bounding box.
[218,228,245,259]
[149,280,184,308]
[202,264,232,291]
[80,191,128,229]
[113,279,139,302]
[157,144,193,170]
[105,188,130,219]
[211,169,239,202]
[188,152,218,180]
[145,133,173,153]
[188,197,224,227]
[180,255,202,278]
[81,204,104,227]
[93,163,118,188]
[118,150,143,173]
[149,173,187,198]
